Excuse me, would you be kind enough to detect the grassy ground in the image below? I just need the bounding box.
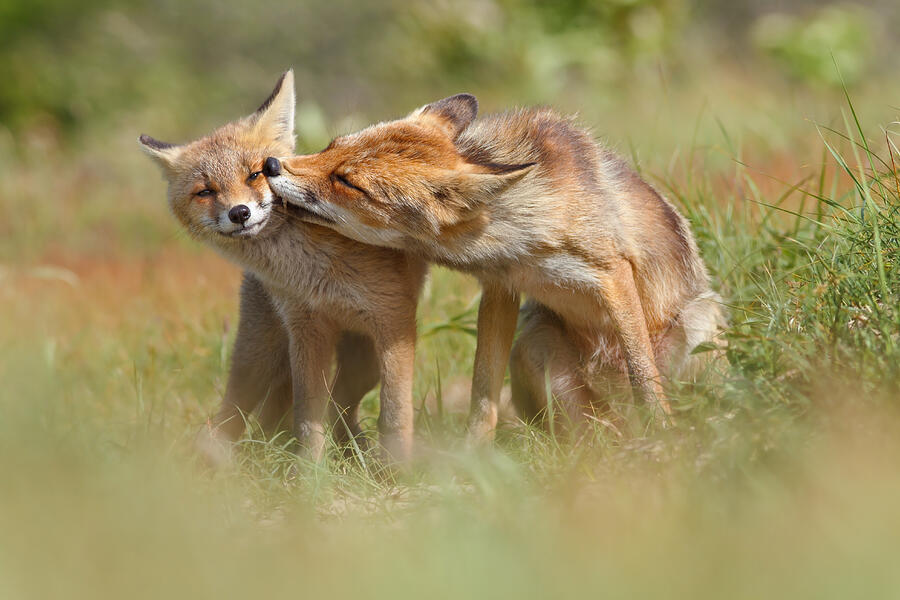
[1,67,899,598]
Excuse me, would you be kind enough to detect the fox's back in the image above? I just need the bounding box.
[458,108,687,249]
[456,108,711,323]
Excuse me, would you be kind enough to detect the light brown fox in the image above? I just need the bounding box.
[265,94,723,439]
[139,72,426,463]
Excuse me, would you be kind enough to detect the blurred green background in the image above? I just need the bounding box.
[1,0,896,139]
[2,0,898,263]
[2,2,900,599]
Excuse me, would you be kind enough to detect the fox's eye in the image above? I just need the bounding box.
[196,188,215,197]
[332,173,367,196]
[247,171,262,182]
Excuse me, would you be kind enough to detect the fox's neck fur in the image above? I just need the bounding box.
[207,213,370,307]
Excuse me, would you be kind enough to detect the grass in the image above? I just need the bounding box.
[2,76,899,598]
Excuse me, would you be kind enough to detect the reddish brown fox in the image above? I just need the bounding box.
[265,94,723,438]
[139,72,426,463]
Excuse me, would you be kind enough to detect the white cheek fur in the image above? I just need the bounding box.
[270,177,404,248]
[327,204,405,248]
[211,194,271,234]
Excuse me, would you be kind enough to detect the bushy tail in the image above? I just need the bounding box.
[666,290,727,381]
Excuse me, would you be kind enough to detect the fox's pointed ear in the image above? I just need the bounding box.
[412,93,478,139]
[467,161,537,177]
[430,161,536,224]
[138,134,183,170]
[249,69,296,150]
[452,161,536,202]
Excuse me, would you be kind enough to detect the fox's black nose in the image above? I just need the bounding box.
[228,204,251,224]
[263,157,281,177]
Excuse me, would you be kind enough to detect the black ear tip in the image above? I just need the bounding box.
[139,134,175,150]
[255,70,294,114]
[423,93,479,135]
[453,93,478,117]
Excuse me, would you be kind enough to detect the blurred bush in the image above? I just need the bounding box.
[0,0,889,142]
[381,0,686,99]
[0,0,686,140]
[0,0,115,131]
[751,5,876,86]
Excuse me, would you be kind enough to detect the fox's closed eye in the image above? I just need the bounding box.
[332,173,368,196]
[247,171,262,182]
[196,188,215,197]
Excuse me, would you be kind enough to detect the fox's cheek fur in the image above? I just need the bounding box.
[170,187,274,239]
[327,204,407,248]
[214,199,271,236]
[269,174,408,247]
[303,185,474,246]
[169,200,218,236]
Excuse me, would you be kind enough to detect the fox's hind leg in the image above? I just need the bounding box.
[594,259,670,423]
[329,332,380,456]
[197,273,292,467]
[509,301,601,435]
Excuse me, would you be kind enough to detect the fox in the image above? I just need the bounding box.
[138,71,426,464]
[264,93,724,439]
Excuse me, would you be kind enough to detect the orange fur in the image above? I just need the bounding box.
[140,72,426,463]
[269,94,724,439]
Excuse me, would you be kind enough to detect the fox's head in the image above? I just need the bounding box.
[139,71,296,242]
[265,94,534,248]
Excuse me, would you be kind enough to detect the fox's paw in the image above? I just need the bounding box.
[194,427,233,470]
[647,398,674,430]
[466,413,498,447]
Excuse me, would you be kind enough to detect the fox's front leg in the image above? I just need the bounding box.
[374,318,417,464]
[468,282,520,443]
[596,258,670,422]
[281,307,338,461]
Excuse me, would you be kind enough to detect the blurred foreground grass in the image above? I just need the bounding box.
[3,87,900,596]
[2,1,900,597]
